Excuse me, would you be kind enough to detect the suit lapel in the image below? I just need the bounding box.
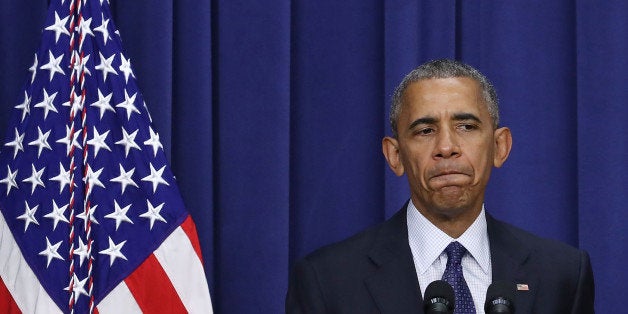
[487,215,538,313]
[365,207,424,313]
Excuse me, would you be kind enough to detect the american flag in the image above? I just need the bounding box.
[0,0,213,313]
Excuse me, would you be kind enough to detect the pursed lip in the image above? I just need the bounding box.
[427,167,472,188]
[429,169,469,180]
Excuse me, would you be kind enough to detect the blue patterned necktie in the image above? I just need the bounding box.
[442,241,476,314]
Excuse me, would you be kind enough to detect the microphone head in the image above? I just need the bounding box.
[484,280,515,314]
[423,280,455,314]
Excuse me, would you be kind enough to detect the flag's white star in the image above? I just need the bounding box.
[49,162,72,194]
[119,54,134,83]
[76,204,99,230]
[141,163,169,193]
[105,200,134,231]
[5,128,25,159]
[110,164,138,194]
[94,52,117,81]
[90,89,115,119]
[144,127,163,157]
[84,166,105,197]
[62,92,83,117]
[15,91,31,122]
[140,200,167,230]
[74,237,90,267]
[39,51,65,81]
[62,91,83,119]
[22,164,45,194]
[39,237,64,267]
[43,200,69,231]
[80,53,92,76]
[0,166,18,195]
[87,127,111,158]
[34,89,59,120]
[77,17,94,49]
[56,126,82,156]
[115,127,141,157]
[94,14,111,45]
[78,17,95,36]
[65,273,89,303]
[44,12,70,43]
[17,201,39,232]
[29,54,38,83]
[115,90,140,120]
[71,51,91,77]
[28,126,52,157]
[99,237,127,266]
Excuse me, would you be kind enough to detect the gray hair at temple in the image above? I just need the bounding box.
[389,59,500,138]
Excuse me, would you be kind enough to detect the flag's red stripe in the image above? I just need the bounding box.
[180,215,203,262]
[0,278,21,314]
[124,254,186,313]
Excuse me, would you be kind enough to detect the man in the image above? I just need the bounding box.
[286,59,595,313]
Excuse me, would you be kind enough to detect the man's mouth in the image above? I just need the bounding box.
[428,167,472,188]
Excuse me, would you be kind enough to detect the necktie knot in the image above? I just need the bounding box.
[445,241,466,265]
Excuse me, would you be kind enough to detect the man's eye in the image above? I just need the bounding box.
[417,128,434,135]
[458,124,478,131]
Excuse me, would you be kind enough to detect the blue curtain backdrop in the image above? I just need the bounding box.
[0,0,625,312]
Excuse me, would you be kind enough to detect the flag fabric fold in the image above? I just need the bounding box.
[0,0,213,312]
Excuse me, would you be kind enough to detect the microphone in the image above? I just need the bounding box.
[423,280,455,314]
[484,281,515,314]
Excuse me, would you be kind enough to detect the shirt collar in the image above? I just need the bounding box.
[407,200,491,275]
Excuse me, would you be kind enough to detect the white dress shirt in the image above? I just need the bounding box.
[406,201,492,313]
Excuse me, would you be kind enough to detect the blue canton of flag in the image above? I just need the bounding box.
[0,0,213,313]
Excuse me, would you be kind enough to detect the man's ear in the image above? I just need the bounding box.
[382,136,405,176]
[493,127,512,168]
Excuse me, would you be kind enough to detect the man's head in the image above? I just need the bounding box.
[382,59,512,230]
[389,59,500,138]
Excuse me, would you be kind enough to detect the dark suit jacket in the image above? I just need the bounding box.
[286,206,595,313]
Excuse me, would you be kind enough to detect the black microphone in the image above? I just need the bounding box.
[484,281,515,314]
[423,280,455,314]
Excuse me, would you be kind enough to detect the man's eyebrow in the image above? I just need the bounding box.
[453,112,482,123]
[407,113,482,130]
[408,116,437,130]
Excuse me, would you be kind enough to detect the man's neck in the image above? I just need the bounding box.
[413,203,483,238]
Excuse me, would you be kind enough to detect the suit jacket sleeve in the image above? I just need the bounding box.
[570,250,595,314]
[286,258,326,314]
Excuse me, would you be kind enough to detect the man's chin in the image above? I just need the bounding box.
[430,190,472,216]
[434,185,468,202]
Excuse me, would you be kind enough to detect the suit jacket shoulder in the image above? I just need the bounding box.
[487,216,595,313]
[286,208,423,313]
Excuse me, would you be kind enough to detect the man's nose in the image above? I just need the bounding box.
[433,128,461,159]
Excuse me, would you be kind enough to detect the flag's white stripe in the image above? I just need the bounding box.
[0,210,61,313]
[154,226,213,314]
[96,280,142,314]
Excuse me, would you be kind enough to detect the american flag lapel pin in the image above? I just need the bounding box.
[517,283,529,291]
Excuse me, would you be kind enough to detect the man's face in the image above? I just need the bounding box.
[384,77,511,220]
